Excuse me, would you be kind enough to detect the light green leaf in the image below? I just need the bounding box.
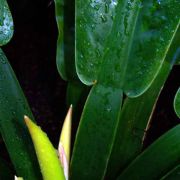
[25,116,65,180]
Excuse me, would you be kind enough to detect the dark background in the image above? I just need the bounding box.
[1,0,179,172]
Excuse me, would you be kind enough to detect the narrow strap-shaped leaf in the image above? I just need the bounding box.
[0,0,14,46]
[0,157,13,180]
[54,0,66,80]
[55,0,77,81]
[0,49,41,180]
[117,124,180,180]
[25,116,65,180]
[160,164,180,180]
[105,26,180,179]
[71,84,123,180]
[174,87,180,118]
[59,105,72,180]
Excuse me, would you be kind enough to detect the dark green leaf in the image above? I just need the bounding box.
[174,87,180,118]
[71,84,123,180]
[55,0,77,81]
[117,125,180,180]
[160,164,180,180]
[106,24,180,179]
[0,157,13,180]
[76,0,180,97]
[76,0,117,85]
[0,0,13,46]
[0,49,41,180]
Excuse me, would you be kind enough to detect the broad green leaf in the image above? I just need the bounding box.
[76,0,118,85]
[160,164,180,180]
[0,157,13,180]
[0,49,41,180]
[0,0,14,46]
[174,87,180,118]
[76,0,180,97]
[117,124,180,180]
[106,25,180,179]
[71,84,123,180]
[25,116,65,180]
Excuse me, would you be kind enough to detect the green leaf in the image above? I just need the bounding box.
[0,0,14,46]
[55,0,77,81]
[76,0,180,97]
[0,157,13,180]
[174,87,180,118]
[160,164,180,180]
[66,81,89,108]
[71,84,123,180]
[0,49,41,180]
[75,0,117,85]
[105,24,180,179]
[54,0,66,80]
[25,116,65,180]
[117,124,180,180]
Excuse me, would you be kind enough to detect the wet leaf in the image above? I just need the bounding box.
[0,0,13,46]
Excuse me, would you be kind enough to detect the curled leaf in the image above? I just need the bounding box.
[58,105,72,180]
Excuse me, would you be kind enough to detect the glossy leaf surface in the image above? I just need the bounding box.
[117,124,180,180]
[76,0,118,85]
[25,116,65,180]
[106,26,180,179]
[174,87,180,118]
[0,49,41,180]
[0,0,13,46]
[71,84,122,180]
[76,0,180,97]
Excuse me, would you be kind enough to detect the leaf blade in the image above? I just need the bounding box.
[71,84,123,180]
[0,0,14,46]
[0,49,41,180]
[117,125,180,180]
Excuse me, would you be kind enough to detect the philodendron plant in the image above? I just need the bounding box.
[0,0,180,179]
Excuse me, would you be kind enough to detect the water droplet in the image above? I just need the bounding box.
[100,14,107,23]
[105,3,109,13]
[157,0,161,5]
[106,106,112,112]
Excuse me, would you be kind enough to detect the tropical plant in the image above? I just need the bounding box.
[0,0,179,179]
